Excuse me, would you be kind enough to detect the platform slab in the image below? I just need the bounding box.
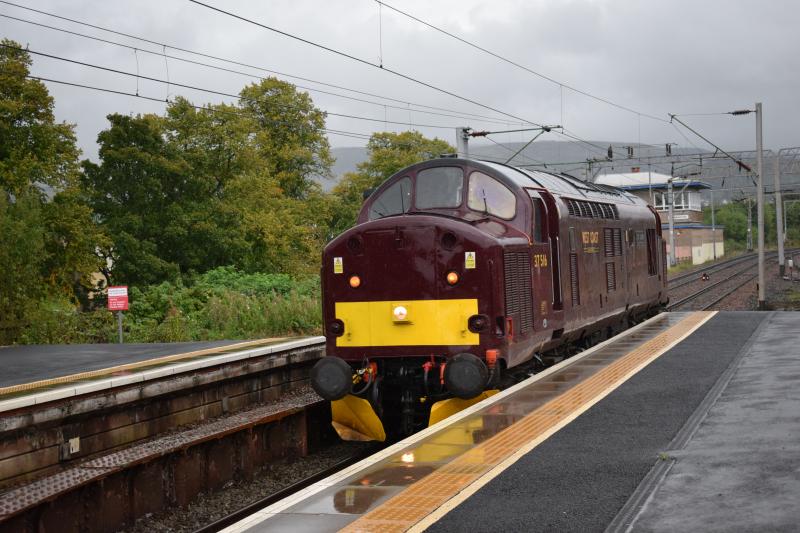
[427,312,768,533]
[630,312,800,532]
[0,341,241,388]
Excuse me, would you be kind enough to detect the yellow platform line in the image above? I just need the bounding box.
[340,311,716,533]
[0,338,286,398]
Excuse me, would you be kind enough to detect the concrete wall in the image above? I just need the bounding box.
[666,226,725,265]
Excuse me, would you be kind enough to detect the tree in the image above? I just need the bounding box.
[83,78,334,284]
[328,131,453,236]
[237,79,333,199]
[0,40,81,197]
[0,40,107,341]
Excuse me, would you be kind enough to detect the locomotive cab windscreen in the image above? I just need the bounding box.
[366,165,518,223]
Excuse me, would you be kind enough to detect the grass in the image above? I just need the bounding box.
[14,267,323,345]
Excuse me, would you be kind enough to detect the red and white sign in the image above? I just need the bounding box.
[108,286,129,311]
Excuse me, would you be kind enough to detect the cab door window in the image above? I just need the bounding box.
[531,198,546,242]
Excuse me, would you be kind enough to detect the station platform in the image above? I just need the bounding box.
[222,311,800,532]
[0,336,322,408]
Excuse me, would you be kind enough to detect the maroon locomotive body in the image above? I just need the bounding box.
[312,157,667,439]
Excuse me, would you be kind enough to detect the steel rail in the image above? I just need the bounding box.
[699,272,760,310]
[193,444,384,533]
[668,253,756,288]
[667,253,786,311]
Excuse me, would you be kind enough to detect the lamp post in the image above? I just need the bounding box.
[775,153,785,276]
[667,177,676,267]
[755,103,765,309]
[710,189,717,260]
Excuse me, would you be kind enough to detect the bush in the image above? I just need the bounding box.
[14,267,322,344]
[19,298,117,344]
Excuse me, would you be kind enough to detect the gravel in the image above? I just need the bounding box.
[124,440,372,533]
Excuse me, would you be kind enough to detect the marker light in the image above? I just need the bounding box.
[349,275,361,288]
[401,452,415,463]
[446,271,459,285]
[393,305,408,321]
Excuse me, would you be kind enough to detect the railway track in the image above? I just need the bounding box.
[668,252,756,290]
[193,444,383,533]
[667,253,781,311]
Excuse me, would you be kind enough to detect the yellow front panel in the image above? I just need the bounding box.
[335,299,479,347]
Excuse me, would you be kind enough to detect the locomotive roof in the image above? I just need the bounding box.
[419,157,640,205]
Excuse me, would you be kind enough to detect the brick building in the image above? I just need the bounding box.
[595,172,723,265]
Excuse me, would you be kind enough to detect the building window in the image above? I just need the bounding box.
[653,189,703,212]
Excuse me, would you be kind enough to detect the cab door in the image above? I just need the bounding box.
[527,190,554,330]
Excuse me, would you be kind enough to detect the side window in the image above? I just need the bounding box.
[368,177,411,220]
[531,198,545,242]
[415,167,463,209]
[468,171,516,219]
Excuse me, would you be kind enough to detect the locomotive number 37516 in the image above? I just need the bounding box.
[533,253,548,268]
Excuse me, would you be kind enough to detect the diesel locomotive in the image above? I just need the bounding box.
[311,157,668,441]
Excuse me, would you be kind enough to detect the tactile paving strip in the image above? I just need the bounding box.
[340,311,714,533]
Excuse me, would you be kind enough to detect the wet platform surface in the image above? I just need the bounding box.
[628,311,800,532]
[224,311,715,533]
[0,341,242,388]
[0,337,316,401]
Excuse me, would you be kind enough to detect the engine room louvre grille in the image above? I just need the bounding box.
[504,251,533,333]
[613,228,623,256]
[604,228,614,257]
[566,199,619,220]
[569,252,580,305]
[606,262,616,291]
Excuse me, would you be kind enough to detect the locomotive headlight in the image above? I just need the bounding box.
[468,314,490,333]
[392,305,409,322]
[328,319,345,337]
[446,271,459,285]
[349,275,361,288]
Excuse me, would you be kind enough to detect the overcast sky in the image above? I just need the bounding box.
[2,0,798,162]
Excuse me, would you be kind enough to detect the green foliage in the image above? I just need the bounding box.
[329,131,454,236]
[18,298,116,344]
[0,41,107,343]
[703,200,780,248]
[83,79,333,286]
[17,267,322,344]
[238,80,333,199]
[0,39,81,196]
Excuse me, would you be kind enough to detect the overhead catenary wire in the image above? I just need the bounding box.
[24,74,373,142]
[669,113,753,173]
[0,2,522,127]
[373,0,670,124]
[5,0,680,164]
[0,12,525,128]
[186,0,545,127]
[480,136,547,166]
[3,1,611,160]
[186,0,635,159]
[5,43,487,131]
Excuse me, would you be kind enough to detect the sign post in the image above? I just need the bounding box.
[108,286,129,344]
